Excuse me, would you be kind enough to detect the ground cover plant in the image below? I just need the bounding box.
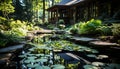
[70,19,102,35]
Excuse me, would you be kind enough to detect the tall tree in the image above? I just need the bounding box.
[43,0,45,23]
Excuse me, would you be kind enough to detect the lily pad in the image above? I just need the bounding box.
[24,52,31,55]
[87,54,97,58]
[27,54,35,56]
[27,56,37,59]
[35,66,50,69]
[45,54,51,57]
[24,60,31,63]
[35,58,47,62]
[92,62,105,66]
[52,64,65,69]
[35,54,44,57]
[97,55,108,59]
[83,65,99,69]
[28,48,36,51]
[27,64,39,68]
[18,55,27,58]
[24,59,37,63]
[85,49,92,52]
[78,48,84,52]
[91,49,99,53]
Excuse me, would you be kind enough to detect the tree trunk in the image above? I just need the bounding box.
[43,0,45,23]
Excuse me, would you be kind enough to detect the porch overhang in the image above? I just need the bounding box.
[47,5,70,11]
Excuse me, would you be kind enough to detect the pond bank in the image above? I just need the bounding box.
[66,35,120,63]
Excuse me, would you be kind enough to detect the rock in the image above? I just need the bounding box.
[83,65,99,69]
[89,41,119,47]
[0,44,24,53]
[97,55,109,59]
[69,37,99,45]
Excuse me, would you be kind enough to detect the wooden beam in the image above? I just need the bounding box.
[73,7,76,24]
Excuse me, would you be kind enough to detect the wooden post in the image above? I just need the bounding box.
[56,8,59,23]
[51,12,53,22]
[54,11,55,23]
[48,11,50,22]
[73,7,76,24]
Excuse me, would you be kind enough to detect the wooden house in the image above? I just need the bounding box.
[47,0,120,24]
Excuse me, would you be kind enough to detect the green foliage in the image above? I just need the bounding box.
[27,24,34,31]
[70,19,102,35]
[0,39,8,47]
[58,24,65,29]
[58,19,64,24]
[9,20,27,37]
[0,2,14,13]
[48,40,98,53]
[57,19,65,29]
[70,23,79,34]
[0,16,7,30]
[10,28,27,37]
[96,25,112,36]
[0,32,22,47]
[79,19,102,35]
[0,16,7,21]
[0,0,14,18]
[8,20,41,36]
[47,24,56,29]
[0,32,8,47]
[10,20,26,28]
[0,18,42,47]
[112,24,120,38]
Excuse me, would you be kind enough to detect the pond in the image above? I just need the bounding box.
[17,34,120,69]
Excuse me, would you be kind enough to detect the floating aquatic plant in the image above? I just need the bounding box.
[83,65,99,69]
[52,64,65,69]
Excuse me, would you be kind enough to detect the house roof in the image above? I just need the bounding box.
[57,0,85,5]
[58,0,77,5]
[47,0,85,11]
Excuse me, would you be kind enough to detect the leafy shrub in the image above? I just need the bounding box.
[0,18,42,47]
[9,20,41,36]
[70,23,80,34]
[96,25,112,36]
[10,20,25,28]
[0,39,8,47]
[0,16,8,30]
[0,32,7,47]
[58,19,64,24]
[0,32,22,47]
[27,24,34,31]
[9,20,28,36]
[79,19,102,35]
[112,24,120,38]
[70,19,102,35]
[47,24,56,29]
[11,28,27,37]
[58,24,65,29]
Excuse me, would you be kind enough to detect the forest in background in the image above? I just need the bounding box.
[0,0,61,47]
